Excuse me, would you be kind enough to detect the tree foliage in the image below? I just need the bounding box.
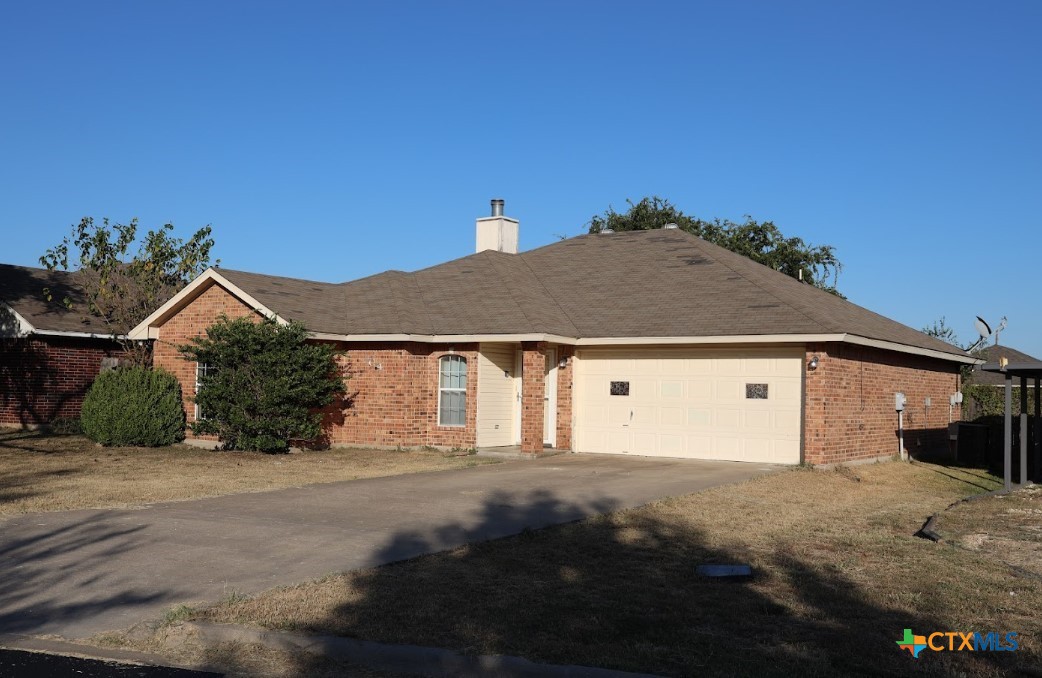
[81,366,185,446]
[40,217,217,362]
[179,316,346,453]
[921,317,963,348]
[588,196,843,295]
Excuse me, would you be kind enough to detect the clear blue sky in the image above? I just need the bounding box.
[2,2,1039,354]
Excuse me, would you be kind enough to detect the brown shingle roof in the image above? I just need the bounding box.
[210,229,969,359]
[0,263,108,334]
[971,345,1041,386]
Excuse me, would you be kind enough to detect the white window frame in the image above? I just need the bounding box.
[437,355,467,427]
[195,362,213,421]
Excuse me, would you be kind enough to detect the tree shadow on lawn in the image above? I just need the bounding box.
[208,488,1034,677]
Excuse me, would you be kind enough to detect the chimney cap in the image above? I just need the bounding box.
[490,198,505,217]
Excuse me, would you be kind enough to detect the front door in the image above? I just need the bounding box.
[544,349,558,447]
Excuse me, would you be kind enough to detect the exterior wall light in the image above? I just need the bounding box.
[808,355,820,371]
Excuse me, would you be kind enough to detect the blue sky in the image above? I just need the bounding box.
[2,2,1039,354]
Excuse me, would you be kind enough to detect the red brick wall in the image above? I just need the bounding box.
[152,282,258,428]
[520,343,546,453]
[330,342,478,449]
[0,336,122,426]
[803,342,961,465]
[555,345,574,451]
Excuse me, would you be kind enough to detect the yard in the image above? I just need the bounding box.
[122,459,1041,677]
[0,430,495,516]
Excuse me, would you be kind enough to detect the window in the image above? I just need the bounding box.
[195,363,215,420]
[746,383,769,399]
[438,355,467,427]
[610,381,630,396]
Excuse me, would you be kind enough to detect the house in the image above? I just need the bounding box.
[0,263,123,426]
[968,345,1040,387]
[130,202,976,465]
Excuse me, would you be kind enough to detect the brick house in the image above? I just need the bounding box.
[0,263,123,427]
[130,202,976,465]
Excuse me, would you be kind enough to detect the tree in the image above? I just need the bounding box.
[179,316,346,453]
[40,217,217,363]
[921,317,963,348]
[588,196,843,295]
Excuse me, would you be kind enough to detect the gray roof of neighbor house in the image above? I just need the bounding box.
[210,229,969,359]
[973,345,1042,385]
[0,263,110,335]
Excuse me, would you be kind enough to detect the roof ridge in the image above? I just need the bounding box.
[515,249,582,337]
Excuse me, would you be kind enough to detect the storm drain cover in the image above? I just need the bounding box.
[696,564,753,579]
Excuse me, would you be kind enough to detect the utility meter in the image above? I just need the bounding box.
[895,392,906,412]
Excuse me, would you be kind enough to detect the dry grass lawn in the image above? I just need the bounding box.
[937,483,1042,579]
[178,460,1040,677]
[0,430,496,516]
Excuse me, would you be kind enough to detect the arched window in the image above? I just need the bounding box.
[438,355,467,427]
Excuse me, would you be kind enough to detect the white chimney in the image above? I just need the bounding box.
[476,198,519,254]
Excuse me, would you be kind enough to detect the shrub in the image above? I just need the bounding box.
[179,316,346,453]
[81,367,185,446]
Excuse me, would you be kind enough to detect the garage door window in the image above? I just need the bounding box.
[439,355,467,427]
[746,383,769,399]
[610,381,630,396]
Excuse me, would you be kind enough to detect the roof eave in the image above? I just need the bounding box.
[128,268,287,340]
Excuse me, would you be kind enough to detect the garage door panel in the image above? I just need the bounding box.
[715,380,741,401]
[774,380,801,400]
[715,408,740,431]
[661,407,684,426]
[660,380,683,398]
[688,380,712,399]
[575,348,802,464]
[687,408,712,426]
[743,409,772,431]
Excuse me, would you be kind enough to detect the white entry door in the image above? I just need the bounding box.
[544,349,557,447]
[573,347,802,464]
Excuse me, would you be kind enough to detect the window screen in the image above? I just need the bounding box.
[439,355,467,426]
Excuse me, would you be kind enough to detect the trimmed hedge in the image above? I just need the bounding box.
[81,367,186,446]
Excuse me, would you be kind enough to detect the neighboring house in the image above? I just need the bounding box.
[0,263,123,426]
[967,345,1040,387]
[130,203,976,465]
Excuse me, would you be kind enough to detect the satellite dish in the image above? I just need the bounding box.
[967,315,994,353]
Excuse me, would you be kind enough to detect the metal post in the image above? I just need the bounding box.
[1021,376,1029,486]
[1035,376,1041,483]
[898,410,905,461]
[1004,373,1012,492]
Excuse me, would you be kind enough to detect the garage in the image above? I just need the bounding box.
[573,347,803,464]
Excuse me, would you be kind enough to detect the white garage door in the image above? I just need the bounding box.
[574,348,802,464]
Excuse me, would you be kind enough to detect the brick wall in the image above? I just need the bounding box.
[555,345,574,451]
[329,342,478,449]
[152,282,259,429]
[803,342,961,465]
[520,343,546,454]
[0,336,122,426]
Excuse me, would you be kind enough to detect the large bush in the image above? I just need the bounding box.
[81,367,185,446]
[179,316,346,453]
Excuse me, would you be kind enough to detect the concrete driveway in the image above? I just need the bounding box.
[0,454,777,640]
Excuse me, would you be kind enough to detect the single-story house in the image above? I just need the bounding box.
[130,202,977,465]
[0,263,123,426]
